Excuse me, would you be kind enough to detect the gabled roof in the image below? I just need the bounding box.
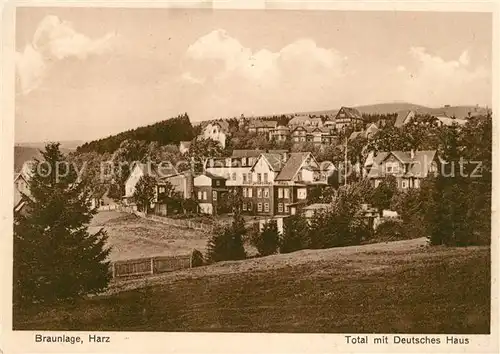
[436,116,467,126]
[232,149,265,158]
[303,203,332,211]
[394,110,414,128]
[367,150,438,179]
[259,153,284,171]
[336,106,363,120]
[275,152,311,181]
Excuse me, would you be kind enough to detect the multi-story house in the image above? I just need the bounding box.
[291,126,338,145]
[200,121,229,149]
[123,162,178,202]
[204,149,264,188]
[334,106,365,131]
[193,172,228,215]
[366,150,441,190]
[269,125,290,141]
[154,171,194,215]
[239,152,328,216]
[248,120,278,135]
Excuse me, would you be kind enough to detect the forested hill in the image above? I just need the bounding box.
[76,113,195,154]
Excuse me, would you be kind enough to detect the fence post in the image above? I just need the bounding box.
[150,257,154,275]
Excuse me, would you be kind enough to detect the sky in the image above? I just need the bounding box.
[15,8,492,143]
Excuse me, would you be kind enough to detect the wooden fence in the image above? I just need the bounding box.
[112,254,192,278]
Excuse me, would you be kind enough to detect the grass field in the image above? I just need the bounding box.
[14,238,490,333]
[89,211,208,261]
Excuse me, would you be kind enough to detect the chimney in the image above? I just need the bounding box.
[410,149,415,159]
[282,151,288,163]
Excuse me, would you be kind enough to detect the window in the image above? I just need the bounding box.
[243,188,247,197]
[257,203,263,212]
[257,173,262,183]
[213,191,217,201]
[264,173,268,183]
[278,203,283,213]
[248,202,253,210]
[159,186,165,193]
[203,191,207,200]
[215,180,220,186]
[264,188,269,198]
[401,180,408,189]
[242,203,247,211]
[278,188,283,198]
[284,188,290,199]
[284,204,290,213]
[264,203,270,212]
[248,188,253,198]
[414,179,420,188]
[232,173,236,181]
[243,174,247,183]
[242,157,247,166]
[297,188,307,200]
[197,191,202,200]
[257,188,262,198]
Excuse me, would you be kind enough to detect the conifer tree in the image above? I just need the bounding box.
[13,143,111,306]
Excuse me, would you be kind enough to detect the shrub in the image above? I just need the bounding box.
[374,219,406,241]
[190,249,204,267]
[279,214,310,253]
[251,220,279,257]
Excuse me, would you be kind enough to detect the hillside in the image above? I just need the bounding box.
[14,239,490,333]
[16,140,84,150]
[76,113,194,154]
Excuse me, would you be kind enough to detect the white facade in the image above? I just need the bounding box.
[251,156,278,184]
[124,164,145,198]
[202,123,227,149]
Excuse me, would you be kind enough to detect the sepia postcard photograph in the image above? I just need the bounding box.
[1,1,498,353]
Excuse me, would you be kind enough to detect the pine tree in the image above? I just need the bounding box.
[279,214,310,253]
[13,143,111,306]
[206,212,246,263]
[132,175,157,213]
[251,220,279,256]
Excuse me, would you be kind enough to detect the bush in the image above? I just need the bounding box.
[373,219,406,241]
[206,214,246,263]
[251,220,279,257]
[190,249,204,267]
[279,215,310,253]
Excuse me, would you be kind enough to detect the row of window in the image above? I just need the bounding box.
[242,202,270,213]
[197,190,218,201]
[243,187,270,198]
[374,179,420,189]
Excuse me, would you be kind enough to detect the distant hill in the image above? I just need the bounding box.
[289,102,488,119]
[14,145,73,172]
[15,140,85,151]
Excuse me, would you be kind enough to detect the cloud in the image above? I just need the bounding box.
[180,71,205,85]
[16,15,116,94]
[182,29,347,118]
[399,47,489,106]
[185,29,345,86]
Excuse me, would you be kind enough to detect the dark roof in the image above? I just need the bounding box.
[275,152,310,181]
[394,110,414,128]
[268,149,289,154]
[201,172,226,180]
[336,106,363,120]
[232,149,265,158]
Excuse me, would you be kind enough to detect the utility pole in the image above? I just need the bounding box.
[344,135,348,186]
